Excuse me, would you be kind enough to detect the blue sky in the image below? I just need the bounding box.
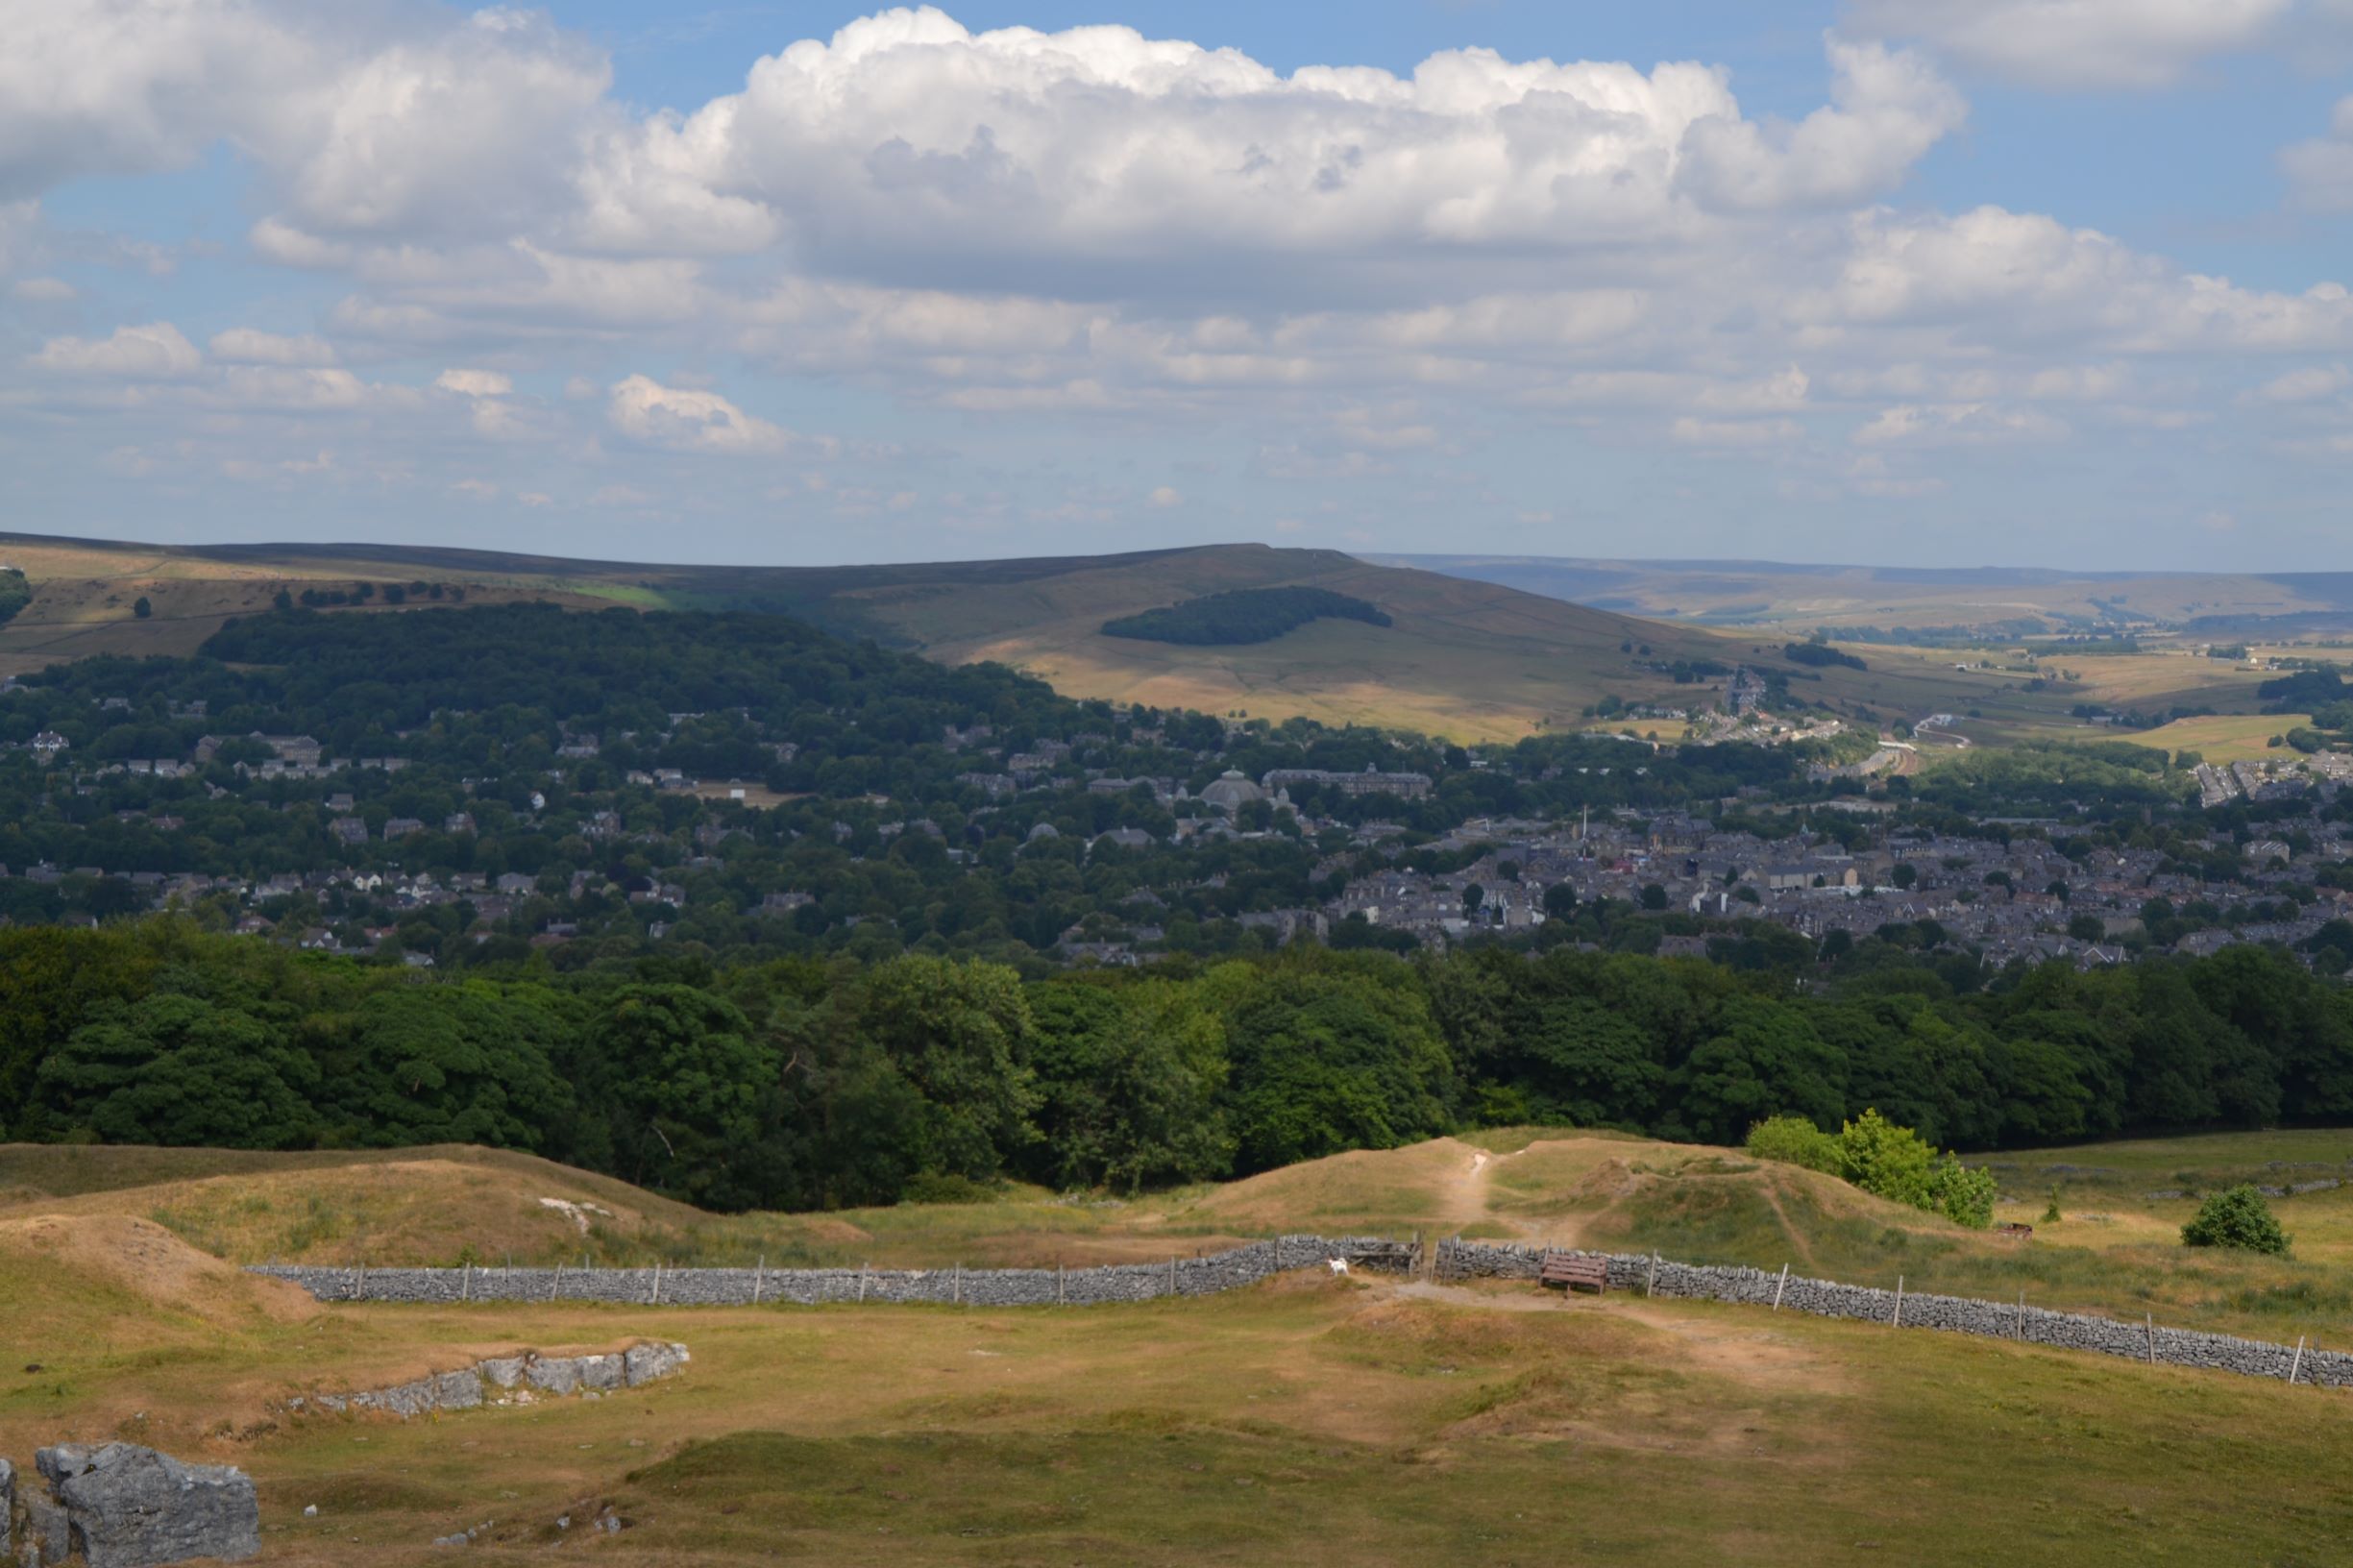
[5,0,2353,571]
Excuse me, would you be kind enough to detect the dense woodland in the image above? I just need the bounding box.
[1100,586,1391,646]
[7,918,2351,1213]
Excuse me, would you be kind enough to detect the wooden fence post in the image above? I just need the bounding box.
[1892,1276,1903,1328]
[1057,1261,1066,1306]
[954,1263,963,1306]
[1168,1256,1178,1297]
[2017,1290,2024,1339]
[550,1262,562,1303]
[752,1254,765,1308]
[650,1262,663,1306]
[460,1262,470,1303]
[1772,1262,1790,1311]
[2291,1335,2308,1386]
[1645,1253,1658,1298]
[2145,1312,2156,1365]
[858,1263,870,1305]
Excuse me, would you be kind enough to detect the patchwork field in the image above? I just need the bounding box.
[8,1129,2353,1564]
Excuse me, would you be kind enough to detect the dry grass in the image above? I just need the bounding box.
[13,1131,2353,1562]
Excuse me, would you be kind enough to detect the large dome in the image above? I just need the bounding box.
[1199,769,1266,813]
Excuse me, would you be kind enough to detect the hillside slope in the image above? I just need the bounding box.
[0,534,1782,741]
[0,531,2163,740]
[1374,552,2353,637]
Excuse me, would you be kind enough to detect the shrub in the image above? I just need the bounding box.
[1836,1109,1935,1210]
[901,1170,996,1206]
[1745,1115,1840,1174]
[2182,1185,2291,1256]
[1927,1155,1998,1228]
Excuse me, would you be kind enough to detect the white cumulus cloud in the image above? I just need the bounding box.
[606,374,807,454]
[31,321,201,377]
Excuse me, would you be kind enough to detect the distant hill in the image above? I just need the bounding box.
[0,532,1826,740]
[0,531,2237,741]
[1368,553,2353,639]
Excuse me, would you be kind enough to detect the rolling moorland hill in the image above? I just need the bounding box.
[1374,552,2353,640]
[11,1129,2353,1563]
[0,531,2140,743]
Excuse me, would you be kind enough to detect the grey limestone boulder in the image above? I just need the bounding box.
[35,1442,259,1568]
[476,1357,527,1390]
[576,1354,625,1392]
[522,1356,583,1396]
[24,1481,71,1566]
[623,1342,690,1386]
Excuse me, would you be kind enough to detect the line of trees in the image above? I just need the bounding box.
[10,919,2353,1213]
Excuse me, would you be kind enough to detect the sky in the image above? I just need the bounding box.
[5,2,2353,572]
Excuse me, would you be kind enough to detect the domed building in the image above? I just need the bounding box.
[1199,769,1266,815]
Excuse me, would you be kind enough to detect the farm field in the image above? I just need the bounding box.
[2114,711,2316,763]
[10,1129,2353,1564]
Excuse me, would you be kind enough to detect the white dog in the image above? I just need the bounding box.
[1327,1258,1350,1276]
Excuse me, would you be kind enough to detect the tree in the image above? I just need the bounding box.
[1835,1108,1934,1209]
[319,985,573,1151]
[1892,863,1918,890]
[2182,1185,2290,1255]
[274,588,294,611]
[853,954,1041,1180]
[133,597,153,619]
[1026,979,1233,1191]
[1461,883,1485,917]
[1209,957,1455,1172]
[34,992,317,1147]
[1639,883,1670,912]
[1679,997,1845,1144]
[1543,882,1579,920]
[2068,913,2106,943]
[587,983,775,1207]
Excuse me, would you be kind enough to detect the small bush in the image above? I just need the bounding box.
[1927,1155,1997,1229]
[1744,1115,1840,1174]
[901,1170,996,1206]
[1837,1109,1935,1210]
[2182,1185,2291,1256]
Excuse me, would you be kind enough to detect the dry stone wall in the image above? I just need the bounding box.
[251,1236,2353,1391]
[251,1237,1408,1311]
[1434,1240,2353,1387]
[283,1342,689,1420]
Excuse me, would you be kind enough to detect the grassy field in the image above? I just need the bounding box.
[0,535,617,678]
[2115,711,2311,762]
[10,1129,2353,1563]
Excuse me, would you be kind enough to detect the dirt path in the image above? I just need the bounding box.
[1433,1144,1498,1233]
[1383,1279,1857,1400]
[1756,1183,1820,1272]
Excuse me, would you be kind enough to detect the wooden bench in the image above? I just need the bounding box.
[1540,1252,1608,1295]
